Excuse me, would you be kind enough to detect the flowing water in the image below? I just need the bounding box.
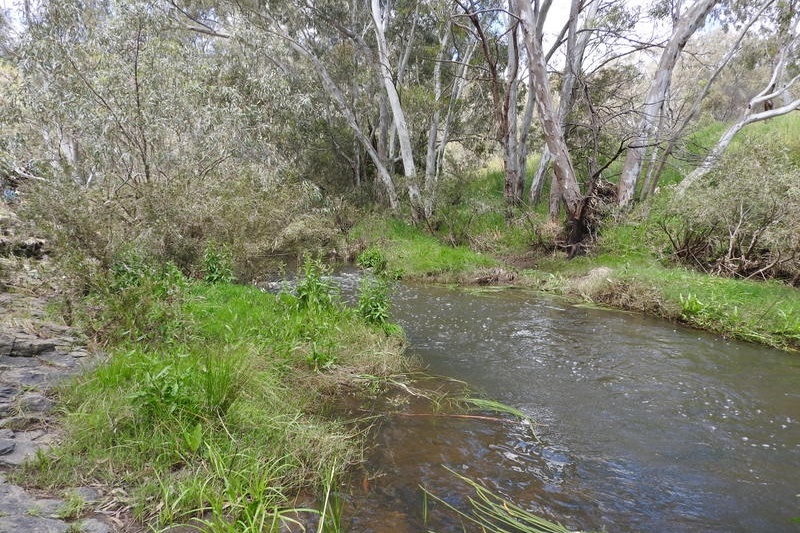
[334,274,800,532]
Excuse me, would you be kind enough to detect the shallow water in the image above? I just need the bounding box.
[335,274,800,532]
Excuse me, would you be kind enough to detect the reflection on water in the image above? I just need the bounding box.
[334,274,800,532]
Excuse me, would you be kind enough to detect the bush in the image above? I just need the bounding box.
[663,139,800,284]
[20,170,345,284]
[201,242,234,284]
[88,256,190,346]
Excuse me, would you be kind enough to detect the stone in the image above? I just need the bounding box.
[75,518,113,533]
[37,351,80,370]
[0,333,12,357]
[0,354,42,368]
[0,439,14,455]
[2,367,60,388]
[0,438,48,466]
[26,497,65,518]
[0,415,46,431]
[18,338,58,358]
[71,486,102,503]
[3,333,56,358]
[18,392,53,414]
[0,428,13,438]
[0,403,12,417]
[0,515,69,533]
[0,386,18,403]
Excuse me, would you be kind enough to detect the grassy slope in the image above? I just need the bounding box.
[17,271,409,530]
[353,115,800,351]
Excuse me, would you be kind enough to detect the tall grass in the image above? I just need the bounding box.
[16,259,410,529]
[351,217,496,280]
[423,468,584,533]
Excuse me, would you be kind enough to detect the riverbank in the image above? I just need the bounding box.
[349,216,800,352]
[0,235,414,531]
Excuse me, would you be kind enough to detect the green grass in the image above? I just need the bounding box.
[16,263,411,530]
[523,201,800,351]
[351,217,497,280]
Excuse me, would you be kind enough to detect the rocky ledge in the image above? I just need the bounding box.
[0,295,119,533]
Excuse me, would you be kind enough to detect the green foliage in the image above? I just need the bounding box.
[21,273,410,530]
[90,257,189,346]
[423,468,581,533]
[306,341,337,371]
[294,256,339,311]
[201,242,234,284]
[56,491,87,520]
[663,136,800,281]
[351,217,496,281]
[356,247,388,274]
[357,276,392,328]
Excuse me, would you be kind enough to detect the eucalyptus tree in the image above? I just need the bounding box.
[675,0,800,196]
[528,0,601,217]
[454,0,539,207]
[5,0,335,267]
[226,0,470,217]
[512,0,588,250]
[616,0,720,207]
[638,0,778,200]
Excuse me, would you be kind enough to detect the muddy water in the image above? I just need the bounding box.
[336,275,800,532]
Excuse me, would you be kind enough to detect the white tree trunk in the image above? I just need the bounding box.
[617,0,718,207]
[286,39,399,209]
[370,0,416,180]
[675,13,800,196]
[676,96,800,196]
[436,41,476,181]
[423,25,451,218]
[503,12,521,204]
[640,0,774,201]
[530,0,598,206]
[513,0,582,219]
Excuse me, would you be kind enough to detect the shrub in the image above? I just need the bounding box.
[663,138,800,284]
[356,247,388,274]
[20,170,345,284]
[357,276,391,326]
[293,256,338,311]
[88,257,189,346]
[202,242,234,284]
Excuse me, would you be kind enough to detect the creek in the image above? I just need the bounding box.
[334,273,800,532]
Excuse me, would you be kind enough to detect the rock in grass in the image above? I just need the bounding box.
[0,439,14,455]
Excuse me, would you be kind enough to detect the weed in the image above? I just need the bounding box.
[307,342,337,371]
[679,293,706,320]
[182,422,203,455]
[357,276,392,328]
[357,247,388,274]
[57,491,87,520]
[202,242,235,284]
[422,467,580,533]
[294,256,339,311]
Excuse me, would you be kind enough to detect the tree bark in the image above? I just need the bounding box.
[423,24,451,219]
[676,95,800,196]
[675,11,800,196]
[530,0,598,207]
[513,0,582,221]
[370,0,416,180]
[617,0,718,207]
[503,14,522,205]
[286,39,399,208]
[639,0,774,201]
